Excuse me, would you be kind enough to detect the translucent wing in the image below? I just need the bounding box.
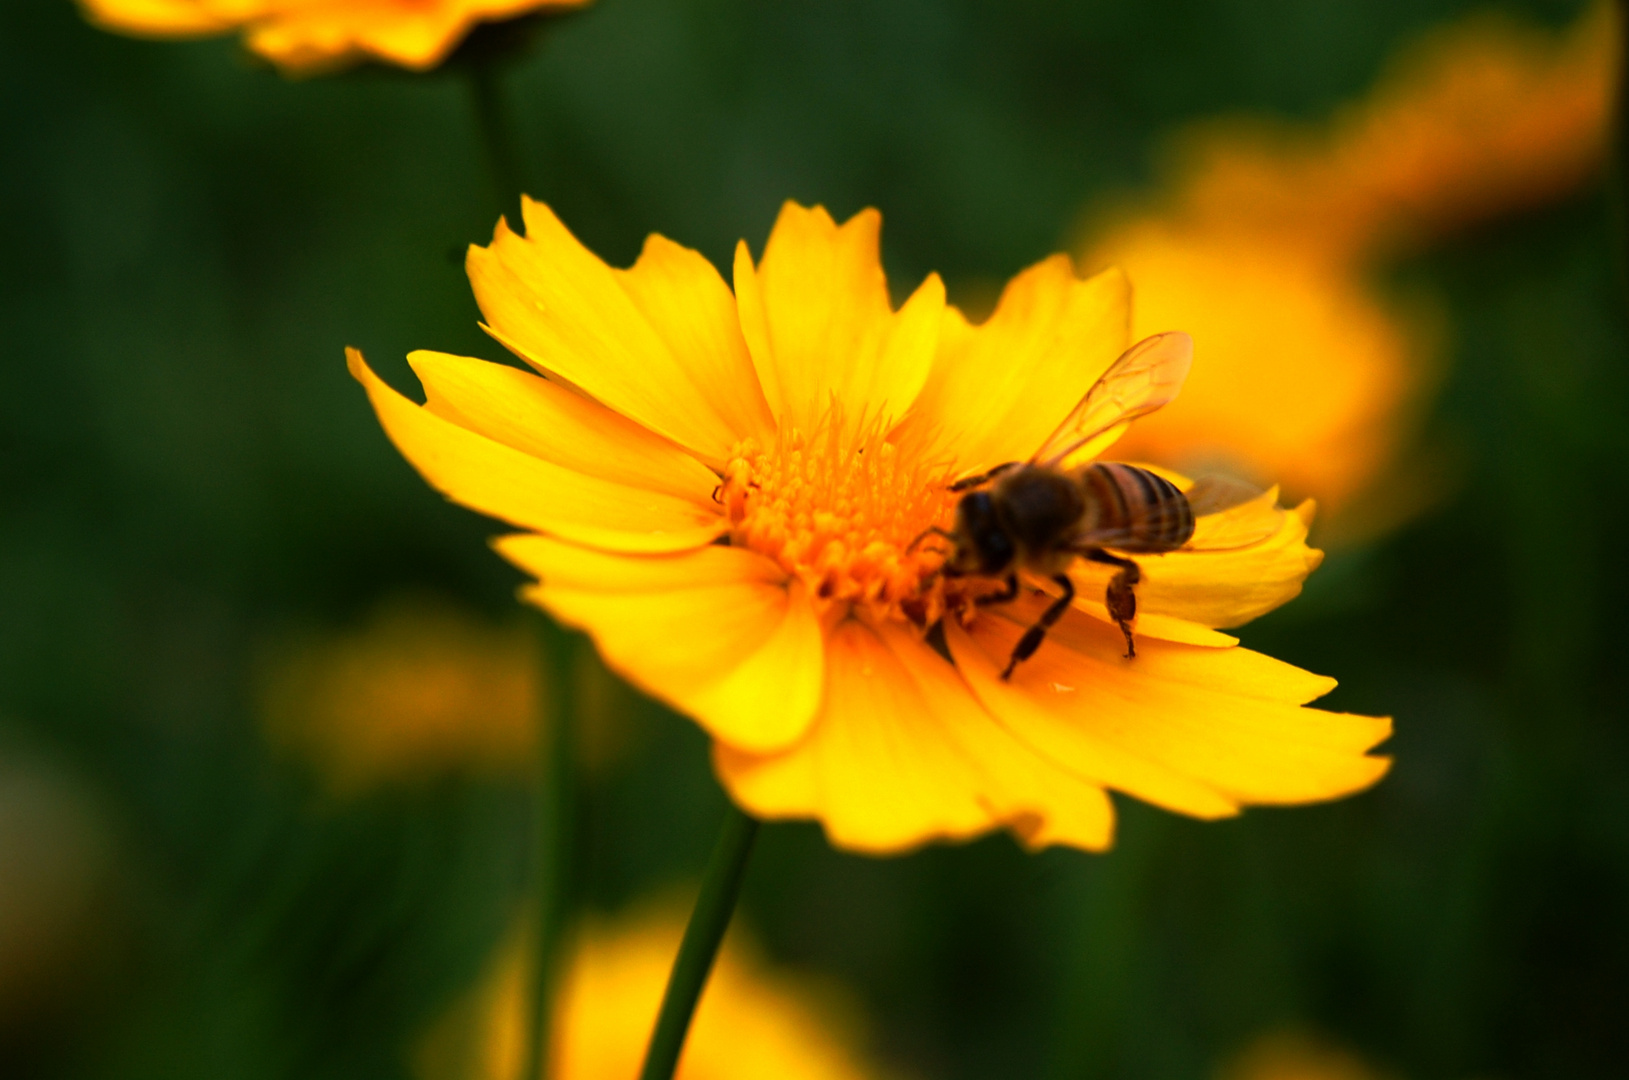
[1183,475,1286,551]
[1031,331,1194,469]
[1071,472,1286,553]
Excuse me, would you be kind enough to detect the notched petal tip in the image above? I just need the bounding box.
[951,610,1392,818]
[349,347,723,552]
[466,197,762,466]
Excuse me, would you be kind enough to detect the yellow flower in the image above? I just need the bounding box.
[78,0,592,75]
[256,596,539,793]
[417,911,875,1080]
[349,199,1391,854]
[1080,0,1617,524]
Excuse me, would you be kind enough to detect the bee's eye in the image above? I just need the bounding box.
[957,492,1014,573]
[977,527,1015,574]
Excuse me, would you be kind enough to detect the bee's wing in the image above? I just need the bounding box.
[1183,475,1287,551]
[1070,474,1286,553]
[1031,331,1193,470]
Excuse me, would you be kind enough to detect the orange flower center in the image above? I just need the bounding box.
[720,417,964,626]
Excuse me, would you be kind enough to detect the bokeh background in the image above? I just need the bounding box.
[2,0,1627,1077]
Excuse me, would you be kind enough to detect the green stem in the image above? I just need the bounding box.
[465,55,526,219]
[1613,0,1629,300]
[521,618,577,1080]
[637,805,761,1080]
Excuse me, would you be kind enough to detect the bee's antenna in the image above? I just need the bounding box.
[907,526,954,555]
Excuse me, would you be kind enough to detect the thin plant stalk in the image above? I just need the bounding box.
[1613,0,1629,299]
[465,53,526,220]
[521,617,577,1080]
[637,805,761,1080]
[462,52,565,1080]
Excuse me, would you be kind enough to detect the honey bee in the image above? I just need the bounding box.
[919,331,1276,679]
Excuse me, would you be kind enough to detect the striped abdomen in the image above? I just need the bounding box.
[1078,463,1195,553]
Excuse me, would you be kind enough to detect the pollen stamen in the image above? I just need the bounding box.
[721,413,968,626]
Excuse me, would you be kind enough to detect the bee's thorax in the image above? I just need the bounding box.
[992,466,1088,556]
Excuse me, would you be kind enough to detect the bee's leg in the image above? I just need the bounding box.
[1083,549,1141,658]
[1001,574,1074,680]
[976,573,1019,607]
[950,461,1020,492]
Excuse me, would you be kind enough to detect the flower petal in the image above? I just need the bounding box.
[734,203,944,436]
[894,257,1131,475]
[950,599,1391,818]
[408,350,718,504]
[612,233,778,450]
[495,534,785,591]
[245,6,470,73]
[715,619,1117,854]
[1060,602,1239,648]
[466,201,772,467]
[503,538,823,754]
[77,0,237,36]
[349,348,723,553]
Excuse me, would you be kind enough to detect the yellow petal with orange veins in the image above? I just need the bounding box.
[951,602,1391,814]
[521,572,823,755]
[715,620,1117,854]
[349,348,723,553]
[466,201,767,467]
[894,258,1130,475]
[1072,495,1323,630]
[408,350,719,505]
[734,203,944,436]
[494,534,786,591]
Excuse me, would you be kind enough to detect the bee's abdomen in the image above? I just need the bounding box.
[1081,463,1195,552]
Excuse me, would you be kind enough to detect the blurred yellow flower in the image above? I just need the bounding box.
[417,911,875,1080]
[1084,224,1425,522]
[1218,1031,1390,1080]
[1081,1,1617,524]
[78,0,593,74]
[350,199,1390,854]
[257,596,538,793]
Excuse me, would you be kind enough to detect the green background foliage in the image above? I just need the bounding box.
[0,0,1624,1077]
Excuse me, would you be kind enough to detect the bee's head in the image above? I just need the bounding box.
[947,490,1016,576]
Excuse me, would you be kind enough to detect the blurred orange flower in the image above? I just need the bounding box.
[351,199,1390,854]
[0,755,115,1021]
[1083,224,1429,525]
[256,596,539,793]
[418,911,876,1080]
[1081,1,1618,526]
[78,0,593,74]
[1218,1031,1391,1080]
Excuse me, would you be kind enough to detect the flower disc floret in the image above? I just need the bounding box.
[721,418,958,625]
